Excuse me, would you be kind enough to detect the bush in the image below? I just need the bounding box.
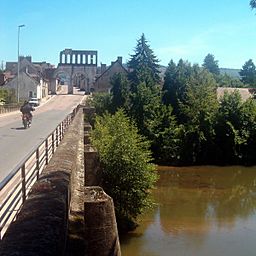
[90,109,158,232]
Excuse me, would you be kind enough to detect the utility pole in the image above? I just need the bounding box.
[17,24,25,103]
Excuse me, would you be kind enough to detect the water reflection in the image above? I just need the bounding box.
[121,166,256,256]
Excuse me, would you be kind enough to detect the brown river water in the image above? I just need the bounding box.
[120,165,256,256]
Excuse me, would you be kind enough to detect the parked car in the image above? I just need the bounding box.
[28,97,40,107]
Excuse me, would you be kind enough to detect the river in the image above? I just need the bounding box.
[120,165,256,256]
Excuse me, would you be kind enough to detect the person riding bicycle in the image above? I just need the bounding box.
[20,100,35,121]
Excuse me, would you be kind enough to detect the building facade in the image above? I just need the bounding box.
[94,57,128,93]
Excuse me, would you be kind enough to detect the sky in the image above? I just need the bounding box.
[1,0,256,69]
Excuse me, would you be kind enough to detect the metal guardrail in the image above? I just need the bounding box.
[0,105,80,239]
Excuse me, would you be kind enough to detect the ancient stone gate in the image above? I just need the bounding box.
[53,49,98,94]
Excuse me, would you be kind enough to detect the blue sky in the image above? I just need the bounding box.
[1,0,256,69]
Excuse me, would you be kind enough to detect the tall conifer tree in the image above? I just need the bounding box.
[127,33,160,90]
[202,53,220,75]
[239,59,256,86]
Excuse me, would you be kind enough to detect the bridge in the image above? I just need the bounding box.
[0,104,121,255]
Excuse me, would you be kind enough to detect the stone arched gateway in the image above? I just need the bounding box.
[50,49,98,94]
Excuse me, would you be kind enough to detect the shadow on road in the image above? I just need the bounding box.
[11,127,28,130]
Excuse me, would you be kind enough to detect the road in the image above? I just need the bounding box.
[0,86,86,182]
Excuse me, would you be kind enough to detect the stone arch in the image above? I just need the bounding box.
[72,71,88,91]
[52,69,72,94]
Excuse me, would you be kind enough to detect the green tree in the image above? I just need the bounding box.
[123,33,167,147]
[162,59,196,121]
[86,92,112,116]
[110,73,131,113]
[179,68,219,164]
[202,53,220,75]
[239,98,256,165]
[162,59,177,106]
[90,110,158,231]
[250,0,256,9]
[0,88,16,104]
[239,59,256,86]
[129,81,162,137]
[127,33,160,89]
[150,104,183,164]
[215,90,245,164]
[216,73,245,88]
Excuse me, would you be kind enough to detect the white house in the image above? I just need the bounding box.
[3,71,48,102]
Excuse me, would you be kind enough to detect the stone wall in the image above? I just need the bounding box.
[82,117,121,256]
[84,187,121,256]
[0,106,121,256]
[0,107,85,256]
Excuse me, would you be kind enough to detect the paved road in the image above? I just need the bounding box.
[0,86,86,182]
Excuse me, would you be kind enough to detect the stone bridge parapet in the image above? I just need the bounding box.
[0,106,121,256]
[0,107,85,256]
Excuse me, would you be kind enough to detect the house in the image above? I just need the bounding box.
[4,56,51,101]
[94,57,128,93]
[217,87,256,101]
[2,71,48,102]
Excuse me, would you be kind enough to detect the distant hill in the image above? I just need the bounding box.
[158,67,241,80]
[124,64,241,81]
[219,68,241,79]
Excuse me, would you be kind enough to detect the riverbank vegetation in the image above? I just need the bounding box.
[90,110,158,232]
[89,33,256,166]
[88,33,256,231]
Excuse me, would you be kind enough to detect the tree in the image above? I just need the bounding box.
[239,98,256,165]
[127,33,160,89]
[162,59,195,121]
[110,72,131,113]
[239,59,256,86]
[215,90,245,164]
[0,88,16,104]
[250,0,256,9]
[90,110,158,231]
[150,104,183,165]
[202,53,220,75]
[86,92,112,117]
[129,81,162,138]
[162,59,177,105]
[179,68,219,164]
[125,33,164,142]
[216,73,245,88]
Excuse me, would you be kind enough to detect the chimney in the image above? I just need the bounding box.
[26,56,32,62]
[117,56,122,64]
[101,63,106,73]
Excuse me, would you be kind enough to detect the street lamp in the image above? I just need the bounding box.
[17,24,25,103]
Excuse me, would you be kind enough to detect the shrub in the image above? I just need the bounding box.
[90,109,158,232]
